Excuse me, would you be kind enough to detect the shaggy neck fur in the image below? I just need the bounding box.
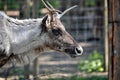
[0,12,51,65]
[5,17,44,54]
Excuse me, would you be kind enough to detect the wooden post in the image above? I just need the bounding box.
[32,0,39,80]
[32,0,38,18]
[33,58,39,80]
[24,0,31,79]
[111,0,117,80]
[115,0,120,80]
[104,0,109,72]
[109,0,117,80]
[24,0,30,18]
[3,0,7,13]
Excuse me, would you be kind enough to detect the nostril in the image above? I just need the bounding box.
[75,47,83,55]
[75,48,81,53]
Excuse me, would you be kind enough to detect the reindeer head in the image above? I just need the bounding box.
[39,0,83,57]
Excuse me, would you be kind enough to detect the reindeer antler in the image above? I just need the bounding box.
[41,0,62,22]
[41,0,77,20]
[59,5,78,18]
[41,0,53,22]
[41,0,52,12]
[46,1,62,13]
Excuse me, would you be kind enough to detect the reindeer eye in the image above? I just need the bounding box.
[52,28,62,36]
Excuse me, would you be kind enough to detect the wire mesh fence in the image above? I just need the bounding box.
[59,0,104,54]
[0,0,107,80]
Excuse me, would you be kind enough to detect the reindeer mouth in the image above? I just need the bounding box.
[64,48,76,58]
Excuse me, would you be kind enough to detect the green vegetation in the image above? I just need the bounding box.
[12,67,25,80]
[0,0,19,10]
[7,0,19,10]
[39,0,59,9]
[0,0,59,10]
[12,67,24,75]
[0,1,3,10]
[47,76,107,80]
[78,50,104,72]
[85,0,96,6]
[0,0,59,17]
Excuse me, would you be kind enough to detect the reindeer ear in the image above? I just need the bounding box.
[45,14,53,29]
[41,15,48,32]
[42,15,48,24]
[41,14,54,31]
[47,14,52,22]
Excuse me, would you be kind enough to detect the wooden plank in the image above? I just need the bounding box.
[6,11,19,16]
[1,11,20,17]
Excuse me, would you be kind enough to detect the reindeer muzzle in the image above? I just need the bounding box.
[65,45,83,58]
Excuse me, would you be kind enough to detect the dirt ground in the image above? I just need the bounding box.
[0,42,107,80]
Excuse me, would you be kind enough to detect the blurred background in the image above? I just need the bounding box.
[0,0,116,80]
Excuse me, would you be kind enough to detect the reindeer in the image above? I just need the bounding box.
[0,0,83,67]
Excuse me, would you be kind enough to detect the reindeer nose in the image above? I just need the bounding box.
[75,46,83,55]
